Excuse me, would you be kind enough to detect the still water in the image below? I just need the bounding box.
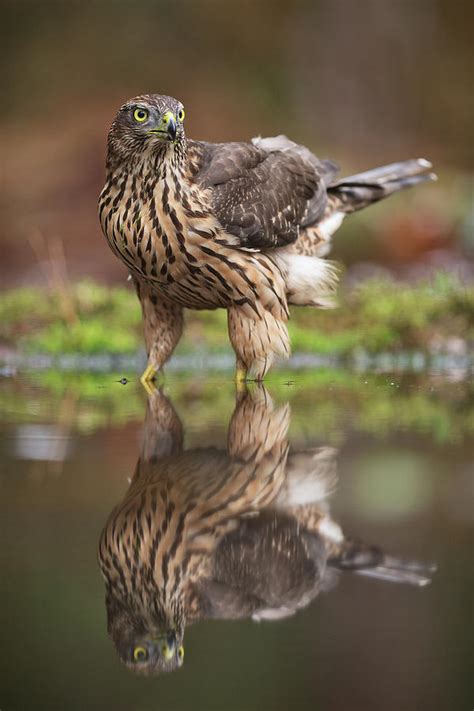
[0,369,472,710]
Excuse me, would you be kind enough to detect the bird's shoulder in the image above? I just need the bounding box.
[187,139,267,185]
[188,136,332,187]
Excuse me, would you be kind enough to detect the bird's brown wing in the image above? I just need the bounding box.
[191,137,336,249]
[187,511,327,622]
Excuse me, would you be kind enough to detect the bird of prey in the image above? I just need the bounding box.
[98,387,434,675]
[98,94,436,385]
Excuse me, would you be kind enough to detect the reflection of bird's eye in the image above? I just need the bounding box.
[133,645,148,662]
[177,108,185,122]
[133,108,149,123]
[178,646,184,662]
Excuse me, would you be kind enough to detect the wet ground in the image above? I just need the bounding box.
[0,368,472,711]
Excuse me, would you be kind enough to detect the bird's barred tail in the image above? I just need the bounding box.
[329,539,436,587]
[327,158,437,215]
[297,158,437,259]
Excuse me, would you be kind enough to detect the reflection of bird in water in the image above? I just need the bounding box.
[98,387,434,675]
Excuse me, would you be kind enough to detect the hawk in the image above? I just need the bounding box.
[99,94,436,384]
[98,387,434,675]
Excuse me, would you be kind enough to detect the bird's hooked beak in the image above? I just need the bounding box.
[154,631,184,665]
[163,111,178,141]
[163,112,177,141]
[148,111,178,142]
[161,633,176,660]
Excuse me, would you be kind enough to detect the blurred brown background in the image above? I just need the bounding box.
[1,0,473,287]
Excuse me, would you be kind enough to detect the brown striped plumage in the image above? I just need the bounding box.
[98,94,436,382]
[98,387,434,675]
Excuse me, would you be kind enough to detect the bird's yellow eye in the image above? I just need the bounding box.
[133,646,148,662]
[178,646,184,663]
[177,108,185,123]
[133,108,149,123]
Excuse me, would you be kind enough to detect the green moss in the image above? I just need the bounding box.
[1,279,142,354]
[25,318,138,355]
[1,273,472,356]
[289,273,473,354]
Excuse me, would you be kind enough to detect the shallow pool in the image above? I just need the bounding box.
[0,368,472,710]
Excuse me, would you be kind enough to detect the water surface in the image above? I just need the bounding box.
[0,369,472,711]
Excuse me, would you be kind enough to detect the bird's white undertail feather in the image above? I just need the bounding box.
[317,212,345,242]
[273,252,340,307]
[275,447,338,508]
[317,516,344,544]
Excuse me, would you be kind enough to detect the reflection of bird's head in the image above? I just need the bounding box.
[107,94,186,167]
[105,592,185,675]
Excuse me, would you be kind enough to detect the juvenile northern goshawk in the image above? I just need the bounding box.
[99,94,435,383]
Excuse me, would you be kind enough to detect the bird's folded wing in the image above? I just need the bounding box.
[192,138,329,250]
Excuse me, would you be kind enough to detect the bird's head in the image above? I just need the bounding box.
[106,94,186,168]
[105,591,185,675]
[124,631,185,676]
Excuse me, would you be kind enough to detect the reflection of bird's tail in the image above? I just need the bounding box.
[329,539,436,587]
[328,158,436,214]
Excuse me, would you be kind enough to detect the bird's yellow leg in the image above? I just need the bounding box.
[140,363,162,395]
[235,367,247,382]
[235,364,248,394]
[141,362,157,383]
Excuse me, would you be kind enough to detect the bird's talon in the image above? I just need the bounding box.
[141,363,157,381]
